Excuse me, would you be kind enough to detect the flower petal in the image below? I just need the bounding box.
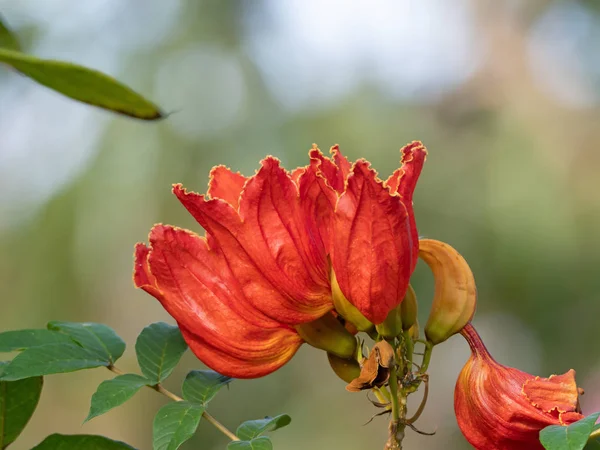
[180,325,301,379]
[308,145,351,194]
[134,225,302,378]
[332,161,413,324]
[385,141,427,271]
[208,165,247,209]
[522,369,581,414]
[297,155,338,252]
[173,157,332,324]
[330,144,351,184]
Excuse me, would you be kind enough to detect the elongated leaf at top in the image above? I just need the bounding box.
[235,415,292,441]
[227,437,273,450]
[0,343,107,381]
[135,323,188,384]
[0,16,20,51]
[85,374,150,422]
[0,329,74,352]
[0,48,163,120]
[540,412,600,450]
[152,402,204,450]
[182,370,231,406]
[0,362,43,449]
[47,322,125,365]
[32,434,137,449]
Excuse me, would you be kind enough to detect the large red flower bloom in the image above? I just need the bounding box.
[134,143,426,378]
[455,323,584,450]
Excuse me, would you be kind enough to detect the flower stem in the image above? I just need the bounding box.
[107,365,239,442]
[419,341,433,375]
[384,346,407,449]
[589,428,600,442]
[403,330,414,373]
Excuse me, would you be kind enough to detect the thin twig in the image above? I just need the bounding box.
[107,365,239,441]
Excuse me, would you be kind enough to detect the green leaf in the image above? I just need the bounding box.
[0,48,163,120]
[152,402,204,450]
[32,434,137,449]
[0,362,43,449]
[227,437,273,450]
[85,374,150,422]
[135,323,187,384]
[236,415,292,441]
[47,322,125,364]
[585,439,600,450]
[0,343,107,381]
[181,370,231,405]
[0,16,20,52]
[541,413,600,450]
[0,329,74,352]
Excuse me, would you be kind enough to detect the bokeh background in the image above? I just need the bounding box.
[1,0,600,448]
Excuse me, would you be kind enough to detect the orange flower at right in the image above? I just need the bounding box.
[455,323,585,450]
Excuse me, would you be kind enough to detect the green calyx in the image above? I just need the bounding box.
[331,269,374,333]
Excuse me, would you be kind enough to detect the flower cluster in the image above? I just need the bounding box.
[134,142,426,378]
[133,142,588,449]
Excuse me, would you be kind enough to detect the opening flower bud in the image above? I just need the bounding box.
[327,353,362,383]
[420,239,477,345]
[331,269,374,332]
[295,312,357,359]
[455,324,584,450]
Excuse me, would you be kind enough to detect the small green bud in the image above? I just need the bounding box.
[296,313,357,359]
[400,284,418,331]
[327,353,361,383]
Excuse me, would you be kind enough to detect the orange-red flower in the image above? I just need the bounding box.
[134,142,426,378]
[455,323,584,450]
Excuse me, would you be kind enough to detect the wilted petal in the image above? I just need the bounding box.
[208,165,248,210]
[174,157,332,324]
[332,161,413,324]
[134,225,302,378]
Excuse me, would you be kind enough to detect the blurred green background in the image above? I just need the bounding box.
[1,0,600,449]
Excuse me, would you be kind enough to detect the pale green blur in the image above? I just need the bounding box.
[1,1,600,449]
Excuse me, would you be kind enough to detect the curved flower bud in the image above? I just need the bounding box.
[455,324,585,450]
[420,239,477,345]
[331,142,427,324]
